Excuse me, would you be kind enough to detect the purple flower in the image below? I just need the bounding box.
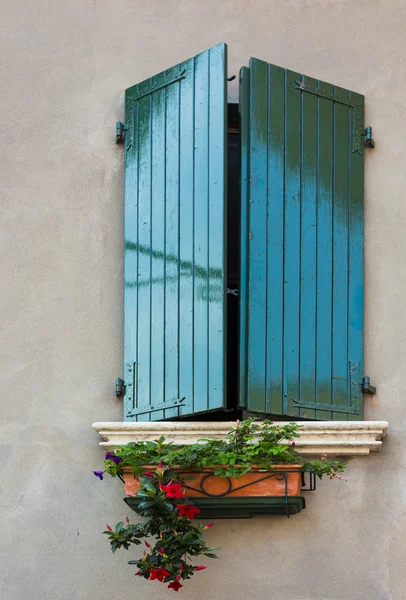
[105,452,122,465]
[93,471,104,480]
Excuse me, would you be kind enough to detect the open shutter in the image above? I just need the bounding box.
[124,44,227,421]
[239,57,365,420]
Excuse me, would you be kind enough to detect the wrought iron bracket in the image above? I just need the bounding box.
[362,376,376,394]
[181,469,315,518]
[115,377,125,397]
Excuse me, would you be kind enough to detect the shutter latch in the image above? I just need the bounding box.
[364,126,375,148]
[115,377,126,397]
[362,376,376,394]
[116,121,127,143]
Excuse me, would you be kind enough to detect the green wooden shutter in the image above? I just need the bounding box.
[124,44,227,421]
[239,57,365,420]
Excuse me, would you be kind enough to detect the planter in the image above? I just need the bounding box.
[123,465,303,498]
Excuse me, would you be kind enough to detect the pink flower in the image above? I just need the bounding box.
[160,482,184,499]
[202,522,215,530]
[106,524,112,531]
[145,541,151,549]
[125,516,130,525]
[143,471,155,477]
[149,567,170,582]
[177,504,201,519]
[194,566,207,571]
[168,576,183,591]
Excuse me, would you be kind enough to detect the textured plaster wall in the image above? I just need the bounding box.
[1,1,405,599]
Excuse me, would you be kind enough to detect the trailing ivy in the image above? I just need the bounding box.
[99,419,346,481]
[103,468,218,591]
[93,420,346,591]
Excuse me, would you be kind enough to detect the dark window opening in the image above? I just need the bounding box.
[226,103,241,417]
[173,105,291,423]
[177,104,242,422]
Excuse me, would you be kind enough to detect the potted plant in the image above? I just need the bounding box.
[93,420,346,591]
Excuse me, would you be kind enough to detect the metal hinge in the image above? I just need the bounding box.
[364,126,375,148]
[362,376,376,394]
[115,377,126,397]
[116,121,127,143]
[126,397,188,418]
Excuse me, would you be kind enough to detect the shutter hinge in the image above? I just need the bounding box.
[126,397,188,417]
[115,377,126,397]
[362,376,376,394]
[116,121,127,143]
[364,126,375,148]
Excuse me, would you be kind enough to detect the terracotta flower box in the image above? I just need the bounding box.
[123,465,303,498]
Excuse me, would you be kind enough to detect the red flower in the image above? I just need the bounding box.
[202,522,215,530]
[158,547,165,555]
[106,524,112,531]
[177,504,201,519]
[160,482,184,499]
[143,471,155,477]
[149,567,170,582]
[125,516,130,525]
[134,571,142,576]
[194,566,207,571]
[145,541,151,549]
[168,576,183,591]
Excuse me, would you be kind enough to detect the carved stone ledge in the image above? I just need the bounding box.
[92,421,388,457]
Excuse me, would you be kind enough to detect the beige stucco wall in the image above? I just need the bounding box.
[1,1,405,598]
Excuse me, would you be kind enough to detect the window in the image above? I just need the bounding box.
[122,44,367,422]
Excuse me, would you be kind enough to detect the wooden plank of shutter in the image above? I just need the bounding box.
[239,57,365,420]
[124,44,227,421]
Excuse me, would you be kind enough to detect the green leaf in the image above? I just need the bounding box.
[115,521,123,532]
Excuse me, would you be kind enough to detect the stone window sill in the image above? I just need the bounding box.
[92,421,388,457]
